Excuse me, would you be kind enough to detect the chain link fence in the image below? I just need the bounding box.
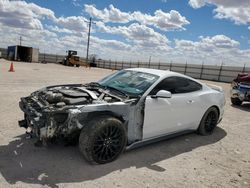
[95,60,250,83]
[0,48,249,83]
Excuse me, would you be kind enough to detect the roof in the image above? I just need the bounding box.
[126,68,183,78]
[125,68,203,85]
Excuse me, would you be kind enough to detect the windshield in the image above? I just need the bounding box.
[98,70,159,95]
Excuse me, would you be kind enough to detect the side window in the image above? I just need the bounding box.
[149,76,202,95]
[174,77,202,93]
[150,77,177,95]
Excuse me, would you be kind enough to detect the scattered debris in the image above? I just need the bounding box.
[19,162,23,168]
[37,173,48,181]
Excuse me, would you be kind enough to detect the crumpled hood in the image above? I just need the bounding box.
[32,84,125,108]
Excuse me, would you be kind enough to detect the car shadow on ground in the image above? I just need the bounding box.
[0,127,226,188]
[231,102,250,112]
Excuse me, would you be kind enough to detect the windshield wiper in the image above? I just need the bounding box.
[87,82,103,87]
[104,85,129,98]
[87,82,128,98]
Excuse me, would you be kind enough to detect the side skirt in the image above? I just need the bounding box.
[126,130,194,151]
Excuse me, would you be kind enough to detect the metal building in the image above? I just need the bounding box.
[7,45,39,63]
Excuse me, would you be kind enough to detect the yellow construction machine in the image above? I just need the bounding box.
[61,50,89,67]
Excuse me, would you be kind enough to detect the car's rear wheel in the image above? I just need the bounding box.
[79,116,127,164]
[198,107,219,135]
[231,97,242,106]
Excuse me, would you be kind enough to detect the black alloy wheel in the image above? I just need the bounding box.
[204,111,217,132]
[197,107,219,135]
[79,116,126,164]
[92,124,124,163]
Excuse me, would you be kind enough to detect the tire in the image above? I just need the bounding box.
[231,97,242,106]
[197,107,219,136]
[79,116,127,164]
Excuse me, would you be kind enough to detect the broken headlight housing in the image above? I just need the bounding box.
[53,113,69,124]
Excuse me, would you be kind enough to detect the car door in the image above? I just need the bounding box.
[143,76,203,140]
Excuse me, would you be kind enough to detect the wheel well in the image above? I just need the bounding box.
[84,111,126,124]
[66,111,126,143]
[210,105,220,117]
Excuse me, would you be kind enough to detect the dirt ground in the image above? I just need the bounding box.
[0,59,249,188]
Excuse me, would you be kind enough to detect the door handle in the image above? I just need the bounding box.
[187,100,194,104]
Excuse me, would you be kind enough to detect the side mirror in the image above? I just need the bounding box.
[152,90,172,98]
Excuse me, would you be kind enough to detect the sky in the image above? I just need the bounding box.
[0,0,250,65]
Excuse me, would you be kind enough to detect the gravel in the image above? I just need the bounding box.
[0,59,249,188]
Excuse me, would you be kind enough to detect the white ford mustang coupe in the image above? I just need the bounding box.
[19,68,225,164]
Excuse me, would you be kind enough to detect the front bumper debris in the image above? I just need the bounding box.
[19,96,46,138]
[231,85,250,102]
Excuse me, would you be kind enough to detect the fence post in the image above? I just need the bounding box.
[130,61,132,68]
[103,60,106,69]
[158,62,160,70]
[97,60,100,68]
[218,62,223,81]
[115,61,117,70]
[109,60,111,69]
[122,61,124,69]
[200,62,204,79]
[242,63,246,73]
[148,56,151,68]
[137,61,139,68]
[170,61,172,71]
[184,61,187,75]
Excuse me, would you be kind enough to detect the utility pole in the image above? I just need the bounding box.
[148,56,151,68]
[19,36,22,46]
[85,17,95,62]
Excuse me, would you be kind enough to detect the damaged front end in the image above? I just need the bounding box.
[231,82,250,101]
[18,83,139,144]
[231,73,250,102]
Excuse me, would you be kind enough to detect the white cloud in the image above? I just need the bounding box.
[92,37,132,51]
[132,10,190,31]
[72,0,81,7]
[0,0,88,33]
[0,24,58,51]
[96,22,169,47]
[55,16,88,32]
[46,25,73,34]
[189,0,250,24]
[0,1,249,64]
[0,0,55,29]
[201,35,239,49]
[85,4,190,31]
[173,35,250,65]
[188,0,206,8]
[175,35,239,53]
[84,4,131,23]
[0,1,133,59]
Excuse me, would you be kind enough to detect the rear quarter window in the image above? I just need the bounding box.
[149,76,202,95]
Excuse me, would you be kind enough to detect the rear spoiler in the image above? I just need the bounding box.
[206,84,224,92]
